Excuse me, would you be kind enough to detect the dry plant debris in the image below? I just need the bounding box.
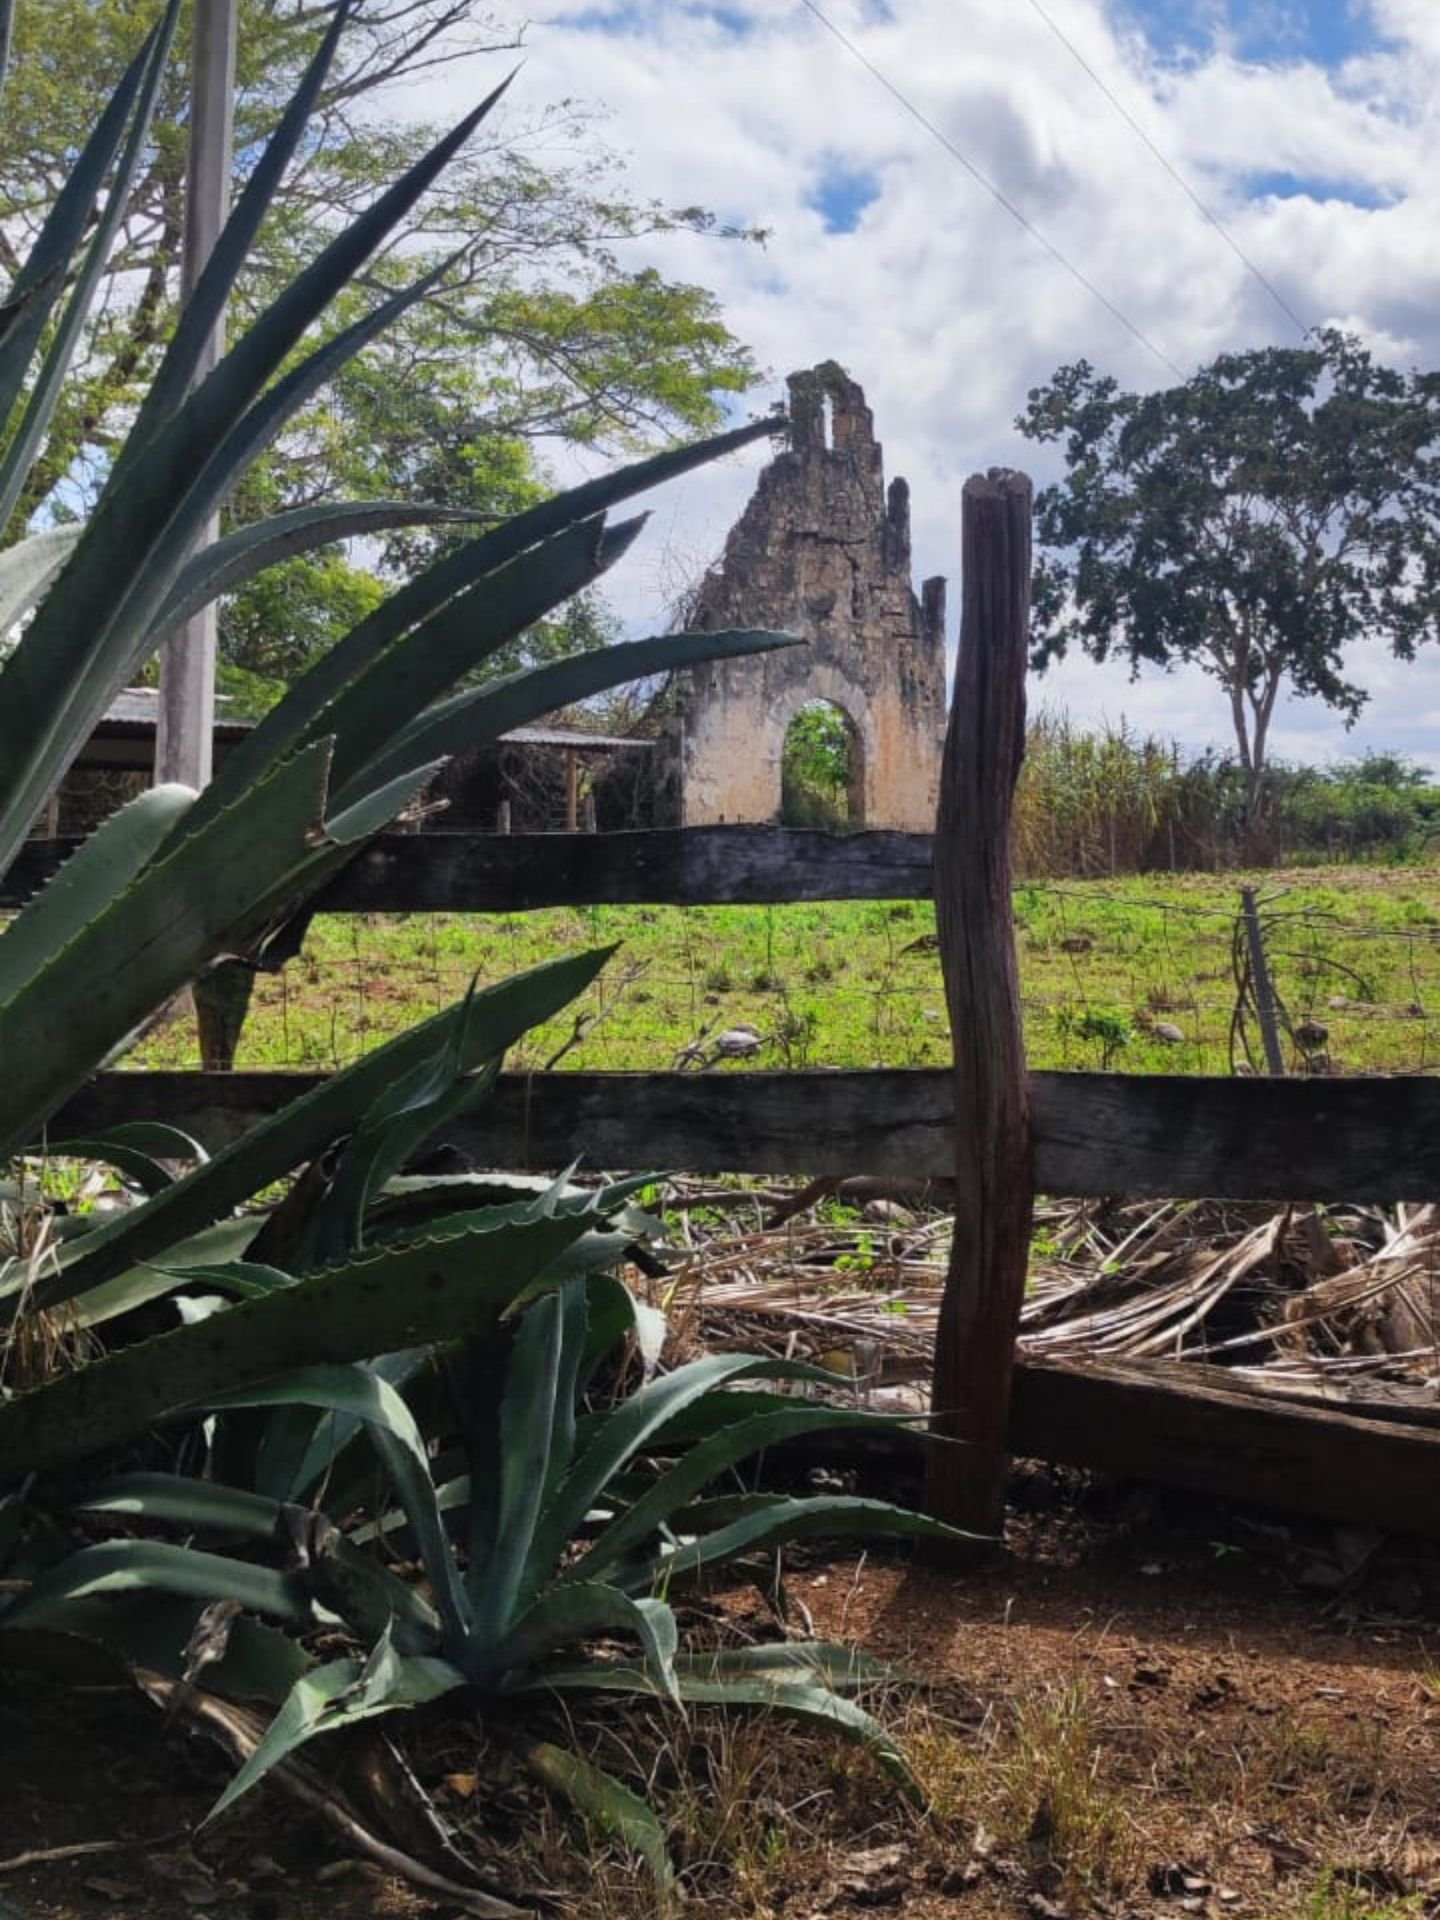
[640,1180,1440,1432]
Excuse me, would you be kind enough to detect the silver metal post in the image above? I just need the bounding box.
[155,0,237,790]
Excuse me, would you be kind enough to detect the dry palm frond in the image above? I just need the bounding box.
[640,1177,1440,1429]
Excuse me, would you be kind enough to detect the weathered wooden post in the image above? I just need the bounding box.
[564,748,579,832]
[926,470,1035,1545]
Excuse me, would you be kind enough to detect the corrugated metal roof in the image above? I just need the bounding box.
[502,725,653,752]
[96,693,652,752]
[102,688,252,737]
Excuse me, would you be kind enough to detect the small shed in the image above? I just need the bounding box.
[36,691,658,838]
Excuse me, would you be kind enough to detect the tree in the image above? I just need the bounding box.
[0,0,764,699]
[1017,330,1440,814]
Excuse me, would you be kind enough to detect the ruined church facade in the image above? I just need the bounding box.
[669,363,947,831]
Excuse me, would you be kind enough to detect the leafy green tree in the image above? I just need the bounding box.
[1017,330,1440,814]
[0,0,763,699]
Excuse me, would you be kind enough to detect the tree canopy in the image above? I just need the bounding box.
[0,0,764,706]
[1017,329,1440,810]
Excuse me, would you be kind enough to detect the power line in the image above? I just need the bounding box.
[1020,0,1311,342]
[796,0,1187,380]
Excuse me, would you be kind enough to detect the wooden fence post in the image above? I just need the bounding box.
[1240,886,1285,1074]
[926,469,1036,1546]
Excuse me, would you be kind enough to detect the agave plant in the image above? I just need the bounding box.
[0,0,789,1467]
[3,1270,962,1887]
[0,6,967,1894]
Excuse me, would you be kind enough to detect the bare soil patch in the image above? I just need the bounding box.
[7,1481,1440,1920]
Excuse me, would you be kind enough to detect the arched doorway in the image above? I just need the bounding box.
[780,699,864,830]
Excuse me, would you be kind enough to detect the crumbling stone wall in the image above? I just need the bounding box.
[669,363,946,830]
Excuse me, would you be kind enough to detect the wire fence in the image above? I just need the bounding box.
[122,872,1440,1081]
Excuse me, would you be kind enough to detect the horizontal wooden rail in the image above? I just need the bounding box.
[795,1355,1440,1540]
[1010,1354,1440,1539]
[4,827,936,914]
[52,1067,1440,1202]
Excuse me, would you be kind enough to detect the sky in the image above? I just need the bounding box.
[420,0,1440,772]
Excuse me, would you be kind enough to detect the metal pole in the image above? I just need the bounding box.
[155,0,237,791]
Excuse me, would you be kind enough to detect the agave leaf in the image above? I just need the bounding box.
[312,513,644,803]
[122,0,357,457]
[0,782,195,1006]
[0,1539,312,1631]
[80,1120,208,1164]
[306,1519,441,1655]
[0,526,81,638]
[674,1674,920,1799]
[192,414,784,829]
[28,1138,178,1198]
[0,744,333,1157]
[77,1472,290,1543]
[579,1271,667,1387]
[164,497,636,858]
[516,1665,919,1800]
[0,1212,591,1478]
[571,1406,908,1584]
[32,947,614,1313]
[151,500,485,637]
[367,1175,654,1249]
[169,255,463,637]
[0,1592,311,1706]
[477,1279,598,1634]
[75,1468,441,1653]
[0,4,177,448]
[349,1471,470,1548]
[161,68,511,477]
[62,1225,272,1329]
[340,628,802,808]
[33,1119,209,1197]
[650,1496,973,1589]
[205,1631,465,1824]
[281,1348,427,1503]
[520,1738,674,1891]
[0,0,181,531]
[0,79,510,872]
[211,1364,470,1648]
[494,1585,679,1705]
[528,1355,843,1586]
[300,999,499,1267]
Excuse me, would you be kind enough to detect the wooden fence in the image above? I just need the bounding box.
[21,470,1440,1548]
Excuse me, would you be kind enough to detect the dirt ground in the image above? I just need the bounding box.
[6,1475,1440,1920]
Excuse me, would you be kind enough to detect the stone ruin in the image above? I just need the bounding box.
[665,361,947,831]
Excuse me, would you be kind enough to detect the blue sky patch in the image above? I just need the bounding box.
[1243,166,1390,208]
[809,163,882,234]
[1120,0,1379,68]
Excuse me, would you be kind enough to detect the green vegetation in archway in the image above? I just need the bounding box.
[781,699,860,830]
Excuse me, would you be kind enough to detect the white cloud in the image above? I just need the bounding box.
[414,0,1440,772]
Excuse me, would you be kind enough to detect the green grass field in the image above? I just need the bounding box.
[130,864,1440,1078]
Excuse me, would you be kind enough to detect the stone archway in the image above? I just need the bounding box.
[667,362,946,832]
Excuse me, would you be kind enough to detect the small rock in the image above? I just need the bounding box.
[714,1025,763,1057]
[1152,1021,1186,1044]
